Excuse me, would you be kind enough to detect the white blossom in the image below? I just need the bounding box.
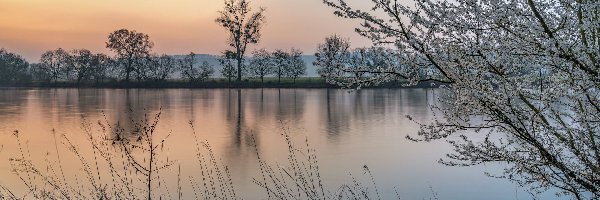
[324,0,600,198]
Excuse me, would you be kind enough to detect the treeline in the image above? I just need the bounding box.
[228,48,306,83]
[0,47,212,86]
[0,29,310,87]
[0,31,433,88]
[313,35,440,88]
[0,0,435,88]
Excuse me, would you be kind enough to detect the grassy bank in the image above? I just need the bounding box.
[0,77,444,89]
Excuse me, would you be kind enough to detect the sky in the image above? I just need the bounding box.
[0,0,374,62]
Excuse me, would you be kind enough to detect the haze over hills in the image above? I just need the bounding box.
[172,54,319,77]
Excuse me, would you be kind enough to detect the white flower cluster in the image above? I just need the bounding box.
[323,0,600,197]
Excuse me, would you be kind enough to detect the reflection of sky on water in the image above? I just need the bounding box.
[0,88,561,199]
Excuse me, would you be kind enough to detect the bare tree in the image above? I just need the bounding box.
[111,112,173,200]
[248,48,273,83]
[215,0,266,82]
[106,29,153,82]
[179,53,215,83]
[324,0,600,198]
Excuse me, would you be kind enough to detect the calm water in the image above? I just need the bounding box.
[0,88,556,199]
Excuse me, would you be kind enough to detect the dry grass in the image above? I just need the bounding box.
[252,126,388,200]
[1,111,400,200]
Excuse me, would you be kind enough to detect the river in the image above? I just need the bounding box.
[0,88,557,199]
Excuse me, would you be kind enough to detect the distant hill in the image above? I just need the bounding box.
[301,55,318,77]
[170,54,319,77]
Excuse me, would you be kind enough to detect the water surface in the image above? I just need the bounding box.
[0,88,555,199]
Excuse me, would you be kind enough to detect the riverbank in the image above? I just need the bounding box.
[0,77,444,89]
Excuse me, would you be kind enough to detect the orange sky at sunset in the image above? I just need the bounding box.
[0,0,372,61]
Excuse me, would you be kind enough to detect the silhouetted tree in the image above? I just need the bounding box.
[179,53,214,83]
[40,48,70,83]
[89,53,112,83]
[219,50,237,83]
[215,0,266,82]
[0,49,30,84]
[70,49,95,84]
[285,48,306,83]
[180,52,198,82]
[314,35,350,79]
[248,48,273,83]
[106,29,153,82]
[198,61,215,82]
[141,54,176,81]
[29,63,50,83]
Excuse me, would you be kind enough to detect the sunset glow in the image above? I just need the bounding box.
[0,0,372,61]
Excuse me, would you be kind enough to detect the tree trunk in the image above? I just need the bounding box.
[236,58,242,82]
[125,66,131,82]
[236,45,243,82]
[125,57,133,82]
